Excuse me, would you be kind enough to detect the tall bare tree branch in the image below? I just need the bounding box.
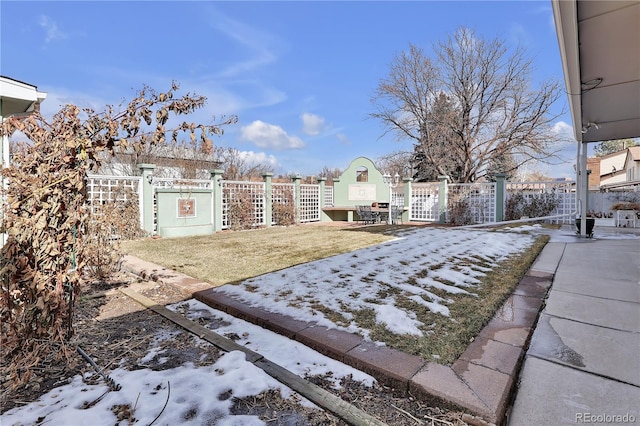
[371,27,567,183]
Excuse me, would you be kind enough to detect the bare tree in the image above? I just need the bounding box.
[316,165,343,184]
[375,150,413,179]
[485,151,518,182]
[371,28,566,183]
[215,146,275,181]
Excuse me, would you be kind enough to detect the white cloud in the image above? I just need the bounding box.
[36,88,107,120]
[336,133,350,145]
[203,7,284,79]
[237,150,280,169]
[301,113,327,136]
[38,15,67,43]
[552,120,574,139]
[509,23,532,47]
[240,120,305,150]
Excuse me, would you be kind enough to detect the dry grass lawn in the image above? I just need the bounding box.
[123,224,395,287]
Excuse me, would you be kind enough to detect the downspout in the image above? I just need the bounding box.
[580,142,588,236]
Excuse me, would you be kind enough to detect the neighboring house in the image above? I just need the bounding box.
[588,146,640,190]
[97,145,221,180]
[623,146,640,184]
[587,157,601,189]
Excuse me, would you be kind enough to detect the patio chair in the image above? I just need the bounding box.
[355,205,365,224]
[390,205,403,224]
[615,210,637,228]
[359,205,377,224]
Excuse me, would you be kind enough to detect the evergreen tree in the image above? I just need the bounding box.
[593,138,639,157]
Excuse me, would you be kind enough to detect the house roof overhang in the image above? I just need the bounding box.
[552,0,640,143]
[0,76,48,117]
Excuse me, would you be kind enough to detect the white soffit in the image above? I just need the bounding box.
[553,1,640,143]
[0,76,48,116]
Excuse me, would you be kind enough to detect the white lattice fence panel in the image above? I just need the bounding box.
[222,181,265,229]
[554,191,577,224]
[271,183,295,225]
[410,183,439,221]
[324,186,334,207]
[391,190,404,207]
[299,184,320,223]
[448,183,496,224]
[86,175,142,215]
[272,184,295,200]
[506,181,576,224]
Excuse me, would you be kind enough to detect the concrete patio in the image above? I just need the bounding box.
[508,230,640,425]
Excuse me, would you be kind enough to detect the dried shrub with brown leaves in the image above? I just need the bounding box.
[82,187,144,282]
[272,187,296,226]
[0,82,236,389]
[447,195,473,226]
[505,192,560,221]
[226,189,260,230]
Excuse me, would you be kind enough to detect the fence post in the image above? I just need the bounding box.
[137,163,156,235]
[292,175,302,223]
[262,172,273,227]
[318,177,328,222]
[495,173,506,222]
[403,177,413,223]
[210,169,224,232]
[438,175,449,224]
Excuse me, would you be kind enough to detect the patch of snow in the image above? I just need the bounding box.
[3,299,378,425]
[171,299,376,389]
[408,295,451,316]
[372,303,423,336]
[2,353,289,426]
[218,228,534,339]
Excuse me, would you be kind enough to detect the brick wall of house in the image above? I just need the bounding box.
[587,157,601,189]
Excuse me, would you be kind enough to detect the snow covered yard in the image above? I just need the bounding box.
[2,225,544,426]
[1,301,377,425]
[216,226,542,362]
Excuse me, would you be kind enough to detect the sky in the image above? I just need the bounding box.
[1,1,580,178]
